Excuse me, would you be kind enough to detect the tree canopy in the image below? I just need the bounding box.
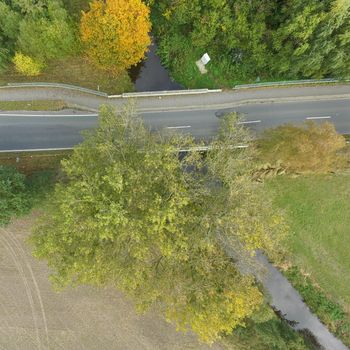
[150,0,350,84]
[80,0,151,72]
[0,0,75,74]
[30,104,286,342]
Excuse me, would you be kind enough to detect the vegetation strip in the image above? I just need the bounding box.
[284,267,350,347]
[0,100,68,111]
[0,150,72,175]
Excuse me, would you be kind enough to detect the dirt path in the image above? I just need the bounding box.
[0,214,223,350]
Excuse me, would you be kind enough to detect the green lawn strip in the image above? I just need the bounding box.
[0,56,134,95]
[0,100,68,111]
[265,174,350,347]
[0,150,72,175]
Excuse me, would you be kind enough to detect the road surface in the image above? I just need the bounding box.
[0,97,349,150]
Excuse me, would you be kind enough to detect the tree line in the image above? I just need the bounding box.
[1,0,349,84]
[149,0,350,85]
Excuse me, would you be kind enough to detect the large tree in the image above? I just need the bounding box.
[80,0,151,73]
[30,105,285,342]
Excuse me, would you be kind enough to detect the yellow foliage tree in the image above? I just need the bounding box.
[12,52,44,76]
[80,0,151,73]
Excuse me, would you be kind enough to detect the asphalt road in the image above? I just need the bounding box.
[0,98,349,150]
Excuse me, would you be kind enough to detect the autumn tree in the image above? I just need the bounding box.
[258,122,346,173]
[80,0,151,73]
[30,105,286,342]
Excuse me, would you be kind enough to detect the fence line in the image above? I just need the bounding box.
[4,83,222,99]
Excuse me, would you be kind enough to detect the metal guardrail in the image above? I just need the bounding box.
[6,82,109,97]
[4,83,222,99]
[233,79,340,89]
[109,88,222,98]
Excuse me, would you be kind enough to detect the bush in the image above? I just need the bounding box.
[0,166,30,226]
[258,122,346,173]
[224,314,315,350]
[12,52,44,76]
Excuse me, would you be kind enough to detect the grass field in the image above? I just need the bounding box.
[0,57,133,95]
[266,174,350,307]
[266,174,350,345]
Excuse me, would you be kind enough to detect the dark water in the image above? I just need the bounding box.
[129,39,183,92]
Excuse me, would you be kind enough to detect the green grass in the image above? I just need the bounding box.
[0,100,68,111]
[0,56,133,95]
[266,174,350,306]
[266,174,350,346]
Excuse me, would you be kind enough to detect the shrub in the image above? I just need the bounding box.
[12,52,44,76]
[258,122,346,173]
[0,166,30,226]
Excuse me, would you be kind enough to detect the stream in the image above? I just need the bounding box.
[129,39,183,92]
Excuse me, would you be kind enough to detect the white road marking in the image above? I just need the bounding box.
[238,120,261,125]
[306,116,332,120]
[0,113,98,117]
[166,125,191,129]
